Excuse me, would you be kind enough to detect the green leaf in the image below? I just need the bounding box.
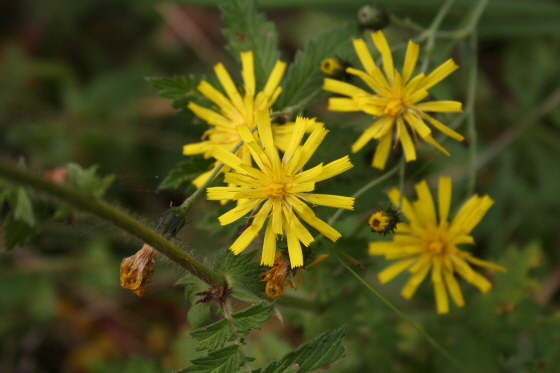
[14,188,36,226]
[233,302,273,336]
[2,215,34,250]
[276,22,358,110]
[219,0,280,88]
[147,75,202,112]
[67,163,115,198]
[214,249,265,302]
[262,326,347,373]
[190,319,233,352]
[179,345,243,373]
[159,158,215,191]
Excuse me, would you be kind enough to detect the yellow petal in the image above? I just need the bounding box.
[261,222,277,266]
[286,227,303,268]
[368,241,394,255]
[420,113,464,141]
[187,102,232,127]
[183,141,212,156]
[207,186,245,201]
[328,97,362,112]
[397,117,416,162]
[271,199,283,235]
[451,255,475,283]
[438,176,452,224]
[443,267,465,307]
[197,81,238,117]
[388,187,419,228]
[218,198,261,225]
[282,116,306,165]
[420,59,459,90]
[262,60,287,100]
[352,116,394,153]
[294,163,323,184]
[289,182,316,194]
[230,226,258,254]
[288,195,341,241]
[346,67,383,94]
[434,280,449,314]
[214,62,244,111]
[290,215,314,247]
[413,179,437,226]
[414,101,462,113]
[295,125,329,170]
[378,258,414,284]
[401,264,430,299]
[403,111,431,138]
[422,134,450,156]
[468,271,493,293]
[256,110,281,167]
[371,31,394,82]
[315,156,354,182]
[372,132,392,169]
[210,147,247,174]
[303,194,354,210]
[432,255,443,283]
[402,40,420,82]
[450,195,494,236]
[352,38,375,74]
[462,252,506,272]
[323,78,366,97]
[240,51,255,97]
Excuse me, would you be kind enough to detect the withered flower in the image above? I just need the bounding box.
[120,244,158,296]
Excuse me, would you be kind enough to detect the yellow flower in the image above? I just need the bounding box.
[323,30,464,169]
[207,111,355,267]
[369,177,505,314]
[183,51,322,187]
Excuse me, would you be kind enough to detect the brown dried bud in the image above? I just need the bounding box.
[120,244,158,296]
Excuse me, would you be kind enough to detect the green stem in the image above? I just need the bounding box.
[0,161,224,286]
[397,156,406,209]
[418,0,456,72]
[223,300,252,373]
[465,31,479,197]
[334,254,468,373]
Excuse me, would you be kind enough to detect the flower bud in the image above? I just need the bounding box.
[368,206,401,235]
[320,56,351,80]
[358,4,390,31]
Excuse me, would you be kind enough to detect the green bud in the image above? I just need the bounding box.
[358,4,390,31]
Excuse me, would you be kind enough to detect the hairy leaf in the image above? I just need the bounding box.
[67,163,114,198]
[190,319,233,352]
[178,345,242,373]
[262,326,347,373]
[147,75,202,112]
[233,302,273,336]
[14,188,36,227]
[276,22,358,110]
[220,0,280,88]
[214,249,264,302]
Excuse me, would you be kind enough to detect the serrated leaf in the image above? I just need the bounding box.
[67,163,114,198]
[276,22,358,110]
[214,250,264,302]
[232,302,273,336]
[178,345,243,373]
[147,75,202,111]
[262,326,347,373]
[159,158,214,191]
[190,319,234,352]
[14,188,36,226]
[220,0,280,88]
[2,214,35,251]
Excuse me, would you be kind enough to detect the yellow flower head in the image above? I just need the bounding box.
[184,51,287,187]
[369,177,506,314]
[323,31,464,170]
[207,111,355,268]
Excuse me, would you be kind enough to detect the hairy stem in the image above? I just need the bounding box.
[223,300,252,373]
[0,162,224,285]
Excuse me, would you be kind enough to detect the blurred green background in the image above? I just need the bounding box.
[1,0,560,372]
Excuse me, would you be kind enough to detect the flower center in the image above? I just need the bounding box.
[384,98,405,116]
[427,235,449,255]
[267,181,286,198]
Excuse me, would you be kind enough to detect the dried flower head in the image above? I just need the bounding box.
[120,244,158,296]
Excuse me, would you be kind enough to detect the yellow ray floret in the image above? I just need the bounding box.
[324,30,464,170]
[207,111,355,268]
[369,176,505,314]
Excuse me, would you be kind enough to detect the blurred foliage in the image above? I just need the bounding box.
[1,0,560,372]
